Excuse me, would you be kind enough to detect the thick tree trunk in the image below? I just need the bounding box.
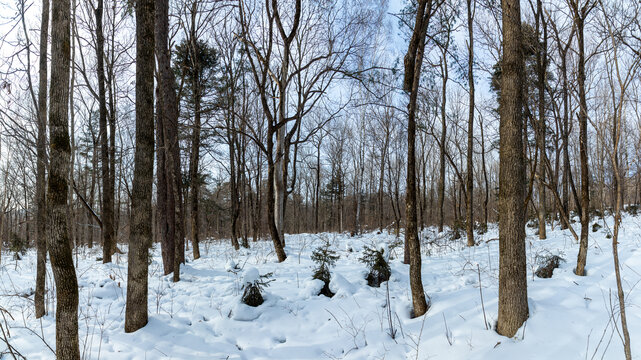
[156,93,172,274]
[496,0,529,337]
[274,127,286,242]
[156,0,184,281]
[125,0,154,333]
[35,0,49,320]
[267,124,287,262]
[47,0,80,355]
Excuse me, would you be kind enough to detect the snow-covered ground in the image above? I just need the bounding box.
[1,214,640,359]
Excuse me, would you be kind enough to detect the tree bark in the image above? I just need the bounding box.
[156,92,172,274]
[403,0,436,318]
[496,0,529,337]
[574,8,590,276]
[535,0,547,239]
[35,0,49,320]
[156,0,184,281]
[189,74,202,260]
[48,0,80,355]
[437,61,447,233]
[96,0,115,263]
[125,0,154,333]
[465,0,475,246]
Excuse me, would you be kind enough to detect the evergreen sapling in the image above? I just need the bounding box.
[241,267,274,307]
[311,241,339,297]
[360,244,391,287]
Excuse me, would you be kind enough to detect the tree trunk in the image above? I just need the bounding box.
[437,63,447,233]
[96,0,115,263]
[496,0,529,337]
[156,92,172,274]
[480,114,489,227]
[48,0,80,355]
[403,0,434,318]
[189,74,201,260]
[274,127,286,242]
[465,0,475,247]
[267,121,287,262]
[560,43,570,230]
[536,0,547,240]
[575,15,590,276]
[156,0,183,281]
[315,140,321,232]
[125,0,154,333]
[230,125,241,250]
[35,0,49,320]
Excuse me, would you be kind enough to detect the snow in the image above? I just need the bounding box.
[242,267,260,285]
[1,215,640,359]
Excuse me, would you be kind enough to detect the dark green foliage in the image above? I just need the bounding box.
[388,238,403,260]
[625,205,639,216]
[311,241,339,297]
[242,285,263,307]
[450,219,465,240]
[9,232,27,259]
[592,223,602,232]
[476,222,488,235]
[360,245,391,287]
[593,209,604,218]
[241,271,273,307]
[535,254,565,279]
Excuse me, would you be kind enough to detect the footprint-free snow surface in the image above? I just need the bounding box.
[1,215,640,359]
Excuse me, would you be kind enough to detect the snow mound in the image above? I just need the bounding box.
[300,278,325,298]
[329,273,355,297]
[243,267,260,284]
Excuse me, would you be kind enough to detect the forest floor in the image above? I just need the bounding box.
[1,213,641,359]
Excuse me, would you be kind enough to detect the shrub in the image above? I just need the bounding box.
[311,241,339,297]
[241,268,273,307]
[9,232,27,260]
[625,205,639,216]
[450,219,465,240]
[535,253,565,278]
[475,222,488,235]
[592,223,602,232]
[360,244,391,287]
